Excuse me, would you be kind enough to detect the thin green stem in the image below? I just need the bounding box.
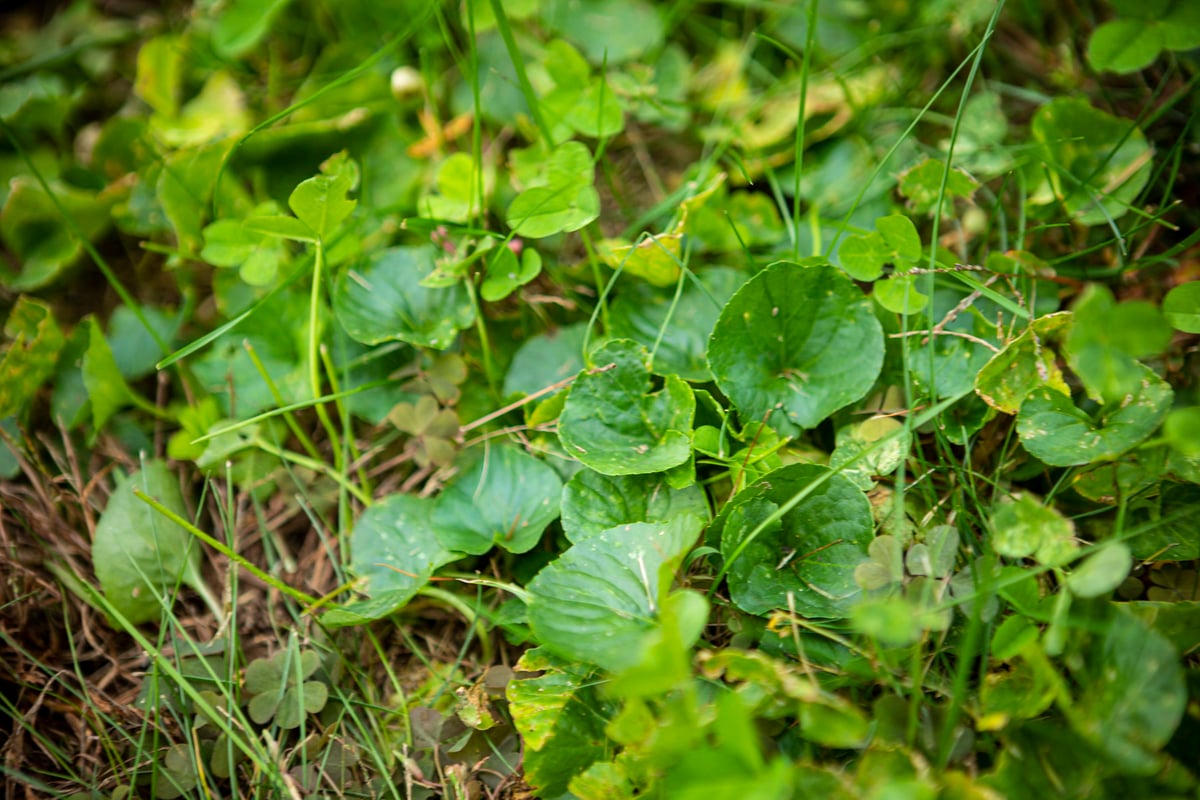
[244,339,323,461]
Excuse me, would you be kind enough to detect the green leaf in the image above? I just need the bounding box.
[211,0,293,58]
[288,151,358,240]
[152,71,250,147]
[526,515,704,672]
[1029,97,1151,225]
[837,231,888,281]
[1064,284,1172,402]
[107,305,179,381]
[156,141,234,255]
[242,214,317,242]
[1064,607,1186,772]
[906,525,959,579]
[0,296,64,418]
[911,286,1002,399]
[708,262,883,436]
[598,232,683,287]
[0,176,111,290]
[1087,18,1165,73]
[1067,543,1131,598]
[134,35,183,117]
[836,214,920,283]
[507,648,612,796]
[608,267,747,381]
[990,493,1075,564]
[560,469,709,543]
[203,205,292,285]
[82,317,136,437]
[1128,484,1200,562]
[897,157,978,215]
[873,273,928,314]
[92,460,206,624]
[1164,407,1200,459]
[829,414,911,491]
[854,534,905,592]
[558,339,695,475]
[432,445,563,555]
[720,464,874,617]
[876,214,922,263]
[503,322,588,398]
[505,141,598,238]
[1016,364,1172,467]
[333,245,475,349]
[1162,281,1200,333]
[975,313,1072,414]
[419,152,484,224]
[323,494,460,627]
[540,0,664,64]
[480,245,541,302]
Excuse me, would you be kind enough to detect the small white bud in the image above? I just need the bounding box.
[390,66,424,100]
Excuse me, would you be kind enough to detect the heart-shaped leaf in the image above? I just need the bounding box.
[288,151,358,240]
[558,339,694,475]
[560,469,709,543]
[720,463,874,617]
[1065,608,1186,772]
[526,514,704,672]
[334,245,475,349]
[707,262,883,436]
[609,267,748,381]
[503,322,588,398]
[975,312,1072,414]
[1016,364,1172,467]
[323,494,461,627]
[432,444,563,554]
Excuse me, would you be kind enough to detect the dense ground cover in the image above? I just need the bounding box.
[1,0,1199,797]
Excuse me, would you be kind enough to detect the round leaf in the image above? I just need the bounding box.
[708,262,883,436]
[558,339,695,475]
[1067,543,1131,599]
[526,515,704,672]
[1016,364,1172,467]
[334,246,475,350]
[432,445,563,554]
[1087,19,1164,74]
[720,463,874,617]
[560,469,710,543]
[1162,282,1200,333]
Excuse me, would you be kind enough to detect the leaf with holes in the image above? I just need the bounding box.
[1016,364,1172,467]
[0,296,64,418]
